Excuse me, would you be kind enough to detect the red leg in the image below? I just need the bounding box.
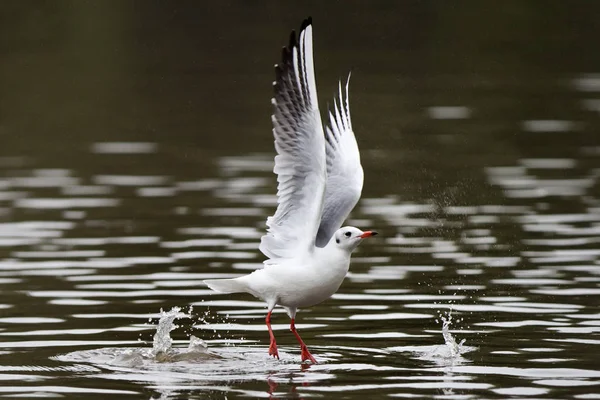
[290,318,317,364]
[266,311,279,359]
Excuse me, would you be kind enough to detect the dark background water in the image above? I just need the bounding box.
[1,1,600,399]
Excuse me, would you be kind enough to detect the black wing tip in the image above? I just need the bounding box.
[300,17,312,32]
[282,18,312,62]
[272,18,312,95]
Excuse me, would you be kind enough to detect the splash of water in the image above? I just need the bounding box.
[152,306,189,356]
[56,306,216,369]
[440,309,466,359]
[422,307,469,365]
[148,306,216,363]
[438,308,468,397]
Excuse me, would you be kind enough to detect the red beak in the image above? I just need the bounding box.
[359,231,378,239]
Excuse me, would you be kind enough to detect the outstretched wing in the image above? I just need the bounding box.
[259,18,327,261]
[315,75,364,247]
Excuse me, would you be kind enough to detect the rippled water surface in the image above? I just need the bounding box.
[2,2,600,399]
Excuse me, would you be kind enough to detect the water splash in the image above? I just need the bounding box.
[56,306,217,368]
[438,308,469,398]
[412,308,471,365]
[148,306,216,363]
[152,307,189,357]
[440,309,466,359]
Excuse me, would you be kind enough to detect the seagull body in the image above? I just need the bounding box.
[211,236,353,309]
[204,18,376,364]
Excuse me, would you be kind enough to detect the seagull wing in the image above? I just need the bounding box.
[315,75,364,247]
[259,18,327,261]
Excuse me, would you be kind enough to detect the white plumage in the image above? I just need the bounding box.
[204,18,376,364]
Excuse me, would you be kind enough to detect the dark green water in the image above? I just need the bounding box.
[1,2,599,399]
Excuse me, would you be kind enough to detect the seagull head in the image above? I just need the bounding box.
[332,226,378,252]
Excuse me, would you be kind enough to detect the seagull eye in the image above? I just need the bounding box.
[336,239,340,244]
[344,231,351,237]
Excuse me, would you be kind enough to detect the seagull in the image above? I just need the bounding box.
[204,17,376,364]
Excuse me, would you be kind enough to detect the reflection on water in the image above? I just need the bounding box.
[1,2,600,399]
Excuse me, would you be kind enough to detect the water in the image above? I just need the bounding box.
[1,2,600,399]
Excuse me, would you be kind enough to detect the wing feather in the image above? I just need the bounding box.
[259,18,327,261]
[315,75,364,247]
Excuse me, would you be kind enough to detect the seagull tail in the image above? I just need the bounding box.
[204,278,248,294]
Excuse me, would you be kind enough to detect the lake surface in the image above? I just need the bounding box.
[1,2,600,399]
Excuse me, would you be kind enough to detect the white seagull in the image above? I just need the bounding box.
[204,17,376,364]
